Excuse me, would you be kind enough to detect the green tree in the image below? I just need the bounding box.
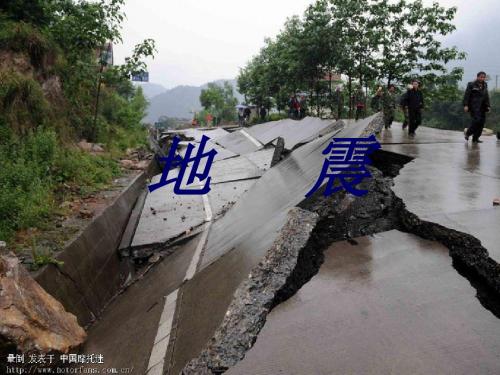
[50,0,125,57]
[237,0,465,117]
[371,0,465,85]
[200,81,237,124]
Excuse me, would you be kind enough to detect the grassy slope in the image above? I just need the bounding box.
[0,20,148,251]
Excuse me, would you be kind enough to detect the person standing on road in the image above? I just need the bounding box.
[299,95,307,119]
[288,94,299,119]
[260,106,267,121]
[463,71,491,143]
[243,107,251,126]
[403,80,424,137]
[382,84,396,129]
[333,86,344,120]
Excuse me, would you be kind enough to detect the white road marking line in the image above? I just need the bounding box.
[202,194,213,222]
[240,129,263,148]
[184,222,211,282]
[147,192,214,373]
[147,289,178,373]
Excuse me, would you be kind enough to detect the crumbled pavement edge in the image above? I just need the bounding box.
[181,207,319,374]
[180,150,500,374]
[181,166,402,374]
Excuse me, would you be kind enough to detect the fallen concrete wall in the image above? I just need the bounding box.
[34,166,155,327]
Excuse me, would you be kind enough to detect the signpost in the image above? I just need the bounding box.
[132,71,149,82]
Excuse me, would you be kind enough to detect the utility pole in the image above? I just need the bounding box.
[92,43,112,141]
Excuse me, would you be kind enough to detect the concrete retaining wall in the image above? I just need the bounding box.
[34,168,153,327]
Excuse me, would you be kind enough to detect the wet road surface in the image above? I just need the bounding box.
[82,122,500,374]
[81,234,200,373]
[167,117,377,373]
[381,125,500,262]
[228,231,500,375]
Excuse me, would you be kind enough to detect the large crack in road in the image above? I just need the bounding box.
[181,149,500,374]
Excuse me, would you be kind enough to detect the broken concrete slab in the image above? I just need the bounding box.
[421,208,500,266]
[200,116,371,269]
[360,111,384,135]
[382,139,500,180]
[246,116,341,150]
[169,128,229,143]
[81,235,200,374]
[228,231,500,375]
[378,123,475,144]
[208,180,255,219]
[209,155,264,184]
[72,117,500,375]
[131,147,276,250]
[215,130,263,155]
[183,208,319,373]
[178,140,238,163]
[0,254,86,354]
[166,117,379,373]
[131,173,206,249]
[241,148,275,171]
[271,137,285,167]
[391,158,500,217]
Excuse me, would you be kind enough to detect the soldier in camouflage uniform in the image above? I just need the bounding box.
[370,86,383,112]
[354,87,366,121]
[332,86,344,120]
[382,84,396,129]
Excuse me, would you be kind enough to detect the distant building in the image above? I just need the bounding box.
[322,72,342,82]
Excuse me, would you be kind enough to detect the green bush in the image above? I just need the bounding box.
[0,125,55,240]
[0,124,121,242]
[0,13,152,244]
[268,112,289,121]
[0,70,49,132]
[0,20,56,69]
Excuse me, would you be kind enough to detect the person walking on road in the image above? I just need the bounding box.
[370,86,383,112]
[299,95,307,119]
[382,84,396,129]
[333,86,344,120]
[288,94,299,119]
[402,80,424,136]
[464,71,491,143]
[243,107,251,126]
[354,87,366,121]
[399,84,412,130]
[259,106,267,121]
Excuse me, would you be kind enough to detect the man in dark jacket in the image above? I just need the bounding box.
[402,80,424,136]
[399,84,412,130]
[463,71,491,143]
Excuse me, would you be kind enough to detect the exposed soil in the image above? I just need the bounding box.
[181,149,500,374]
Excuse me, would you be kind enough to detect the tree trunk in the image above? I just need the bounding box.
[348,75,352,119]
[91,63,105,142]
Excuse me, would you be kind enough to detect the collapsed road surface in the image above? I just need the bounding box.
[81,116,500,375]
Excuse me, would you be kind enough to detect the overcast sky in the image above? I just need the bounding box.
[114,0,500,89]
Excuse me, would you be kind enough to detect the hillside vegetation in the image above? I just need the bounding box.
[0,1,155,244]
